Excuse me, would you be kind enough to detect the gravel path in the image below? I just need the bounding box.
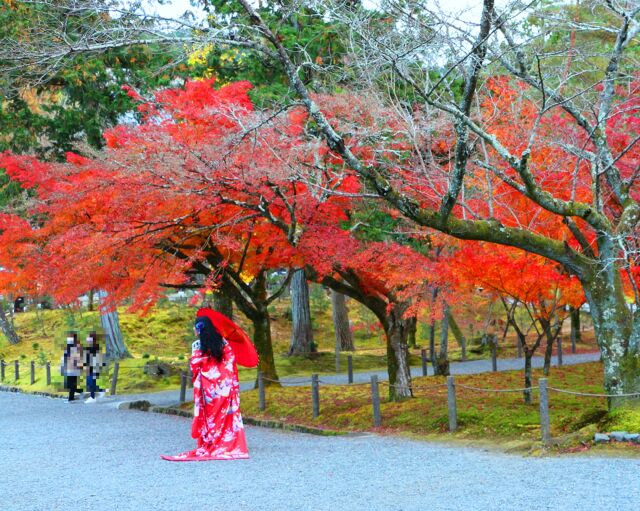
[317,351,602,384]
[0,392,638,511]
[111,351,601,408]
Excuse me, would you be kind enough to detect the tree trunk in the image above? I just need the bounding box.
[213,292,233,319]
[570,306,581,352]
[449,312,467,361]
[0,302,19,345]
[542,325,554,377]
[331,290,354,351]
[288,269,316,356]
[252,306,279,385]
[582,261,640,409]
[523,344,534,405]
[406,316,417,349]
[100,309,130,360]
[516,331,523,358]
[383,305,412,401]
[428,318,436,368]
[251,274,279,385]
[434,304,450,376]
[87,289,94,312]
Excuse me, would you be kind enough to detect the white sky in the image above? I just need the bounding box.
[148,0,499,21]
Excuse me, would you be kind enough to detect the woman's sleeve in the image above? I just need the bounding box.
[189,353,204,383]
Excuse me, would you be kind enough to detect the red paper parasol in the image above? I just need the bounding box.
[196,308,259,368]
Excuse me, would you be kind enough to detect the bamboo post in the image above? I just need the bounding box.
[370,375,381,427]
[46,361,51,386]
[30,361,35,384]
[14,360,19,380]
[539,378,551,444]
[311,374,320,419]
[347,355,353,384]
[110,361,119,396]
[258,371,266,411]
[447,376,457,432]
[421,349,428,376]
[1,360,5,382]
[179,372,187,403]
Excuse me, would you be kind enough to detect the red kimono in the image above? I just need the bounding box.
[162,341,249,461]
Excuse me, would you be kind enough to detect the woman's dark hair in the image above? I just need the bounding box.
[86,331,100,354]
[64,332,80,359]
[194,316,224,361]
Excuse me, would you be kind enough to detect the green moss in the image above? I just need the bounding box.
[238,362,640,452]
[561,409,608,432]
[602,409,640,432]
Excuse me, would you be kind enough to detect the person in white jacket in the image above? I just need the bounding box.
[60,333,83,401]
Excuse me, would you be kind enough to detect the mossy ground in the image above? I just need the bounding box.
[0,300,419,393]
[0,295,598,394]
[237,362,640,455]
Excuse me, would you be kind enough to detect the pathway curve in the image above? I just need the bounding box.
[0,392,637,511]
[111,351,601,408]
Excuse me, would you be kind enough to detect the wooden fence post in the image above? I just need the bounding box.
[30,361,35,384]
[14,360,19,380]
[539,378,551,444]
[46,361,51,386]
[491,335,498,372]
[110,361,119,396]
[347,355,353,384]
[447,376,457,432]
[258,371,266,411]
[370,375,381,427]
[179,372,187,403]
[461,338,467,362]
[557,337,563,367]
[421,349,428,376]
[1,360,5,382]
[311,374,320,419]
[187,366,193,388]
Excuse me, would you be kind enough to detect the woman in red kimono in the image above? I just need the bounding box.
[162,315,249,461]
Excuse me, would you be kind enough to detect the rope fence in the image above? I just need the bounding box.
[2,352,633,445]
[254,371,640,445]
[379,381,448,392]
[547,387,640,398]
[456,384,538,393]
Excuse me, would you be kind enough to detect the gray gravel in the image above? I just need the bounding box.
[318,351,602,384]
[1,392,638,511]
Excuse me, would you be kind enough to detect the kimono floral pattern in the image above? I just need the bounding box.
[162,340,249,461]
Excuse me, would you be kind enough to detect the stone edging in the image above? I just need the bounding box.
[594,432,640,444]
[120,399,348,437]
[0,385,66,399]
[0,389,347,437]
